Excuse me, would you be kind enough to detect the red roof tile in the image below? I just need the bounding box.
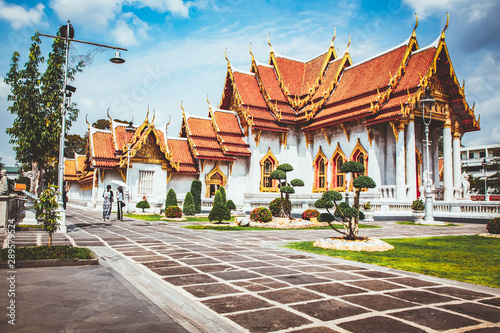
[257,64,288,103]
[233,71,268,108]
[167,138,198,174]
[395,47,435,93]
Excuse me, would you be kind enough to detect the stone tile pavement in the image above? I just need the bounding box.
[1,205,499,332]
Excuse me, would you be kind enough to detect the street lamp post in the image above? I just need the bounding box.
[420,86,435,223]
[39,20,127,232]
[482,158,488,200]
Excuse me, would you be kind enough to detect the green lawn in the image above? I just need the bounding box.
[183,223,380,231]
[284,235,500,288]
[124,214,237,222]
[0,245,94,261]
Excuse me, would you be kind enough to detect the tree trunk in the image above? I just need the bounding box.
[48,233,52,247]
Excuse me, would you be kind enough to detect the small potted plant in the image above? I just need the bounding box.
[362,202,374,222]
[411,199,425,223]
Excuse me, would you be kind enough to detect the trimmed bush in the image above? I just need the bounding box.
[183,192,196,216]
[411,199,425,211]
[319,213,335,223]
[209,189,230,223]
[302,209,320,221]
[218,186,227,204]
[487,217,500,234]
[165,206,182,218]
[269,197,291,217]
[226,199,236,212]
[136,200,150,212]
[165,188,178,208]
[250,207,272,223]
[190,180,202,213]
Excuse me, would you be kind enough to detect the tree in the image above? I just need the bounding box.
[269,163,304,218]
[64,134,87,158]
[218,186,227,204]
[165,188,177,208]
[182,192,196,216]
[226,199,236,213]
[92,119,110,130]
[190,180,202,213]
[208,188,230,224]
[315,161,376,240]
[136,200,150,212]
[34,186,60,246]
[4,31,83,195]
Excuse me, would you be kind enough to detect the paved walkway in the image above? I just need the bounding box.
[1,205,500,332]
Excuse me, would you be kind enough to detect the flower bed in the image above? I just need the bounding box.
[313,236,394,252]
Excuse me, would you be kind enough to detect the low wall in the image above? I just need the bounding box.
[0,195,24,231]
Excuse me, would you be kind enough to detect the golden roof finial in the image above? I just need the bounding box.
[268,33,274,53]
[441,12,449,40]
[85,114,89,126]
[412,13,418,37]
[330,25,336,47]
[462,79,465,92]
[249,42,255,62]
[146,105,149,122]
[166,115,171,128]
[107,107,111,121]
[206,94,210,106]
[151,110,155,125]
[180,100,185,113]
[345,33,351,53]
[225,48,230,67]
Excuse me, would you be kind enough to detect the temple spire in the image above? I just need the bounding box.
[440,12,449,40]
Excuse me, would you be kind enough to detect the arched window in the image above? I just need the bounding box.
[205,163,227,198]
[331,143,346,191]
[313,147,328,192]
[260,148,279,192]
[350,138,368,176]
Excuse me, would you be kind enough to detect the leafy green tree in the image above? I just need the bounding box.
[315,161,376,240]
[34,186,60,246]
[92,119,110,130]
[218,186,227,204]
[165,188,178,208]
[208,188,230,224]
[190,180,202,213]
[182,192,196,216]
[269,163,304,218]
[4,31,83,195]
[64,134,87,158]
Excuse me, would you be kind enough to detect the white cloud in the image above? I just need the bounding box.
[0,1,45,29]
[50,0,122,30]
[403,0,469,19]
[111,13,150,46]
[131,0,192,17]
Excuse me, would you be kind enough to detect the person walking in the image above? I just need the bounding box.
[102,185,113,222]
[116,186,124,221]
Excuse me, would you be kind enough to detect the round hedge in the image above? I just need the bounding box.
[165,206,182,218]
[487,217,500,234]
[319,213,335,222]
[250,207,272,223]
[269,197,291,217]
[302,209,320,221]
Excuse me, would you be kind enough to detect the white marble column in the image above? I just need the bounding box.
[367,127,381,189]
[396,123,406,201]
[452,126,461,198]
[406,116,417,200]
[443,117,453,201]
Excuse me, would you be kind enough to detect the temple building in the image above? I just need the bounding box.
[65,17,480,212]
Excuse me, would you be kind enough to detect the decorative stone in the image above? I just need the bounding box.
[313,236,394,252]
[479,233,500,238]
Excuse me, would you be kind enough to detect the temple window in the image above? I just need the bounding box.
[260,148,279,192]
[313,147,328,192]
[331,143,346,191]
[138,170,155,195]
[205,163,227,198]
[351,138,368,177]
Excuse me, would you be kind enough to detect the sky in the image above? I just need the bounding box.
[0,0,499,167]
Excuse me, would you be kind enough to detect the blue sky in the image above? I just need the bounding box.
[1,0,499,166]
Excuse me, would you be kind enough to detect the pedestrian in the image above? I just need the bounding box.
[116,186,124,221]
[102,185,113,221]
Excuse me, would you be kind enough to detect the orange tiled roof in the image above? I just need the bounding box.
[167,138,198,174]
[64,159,77,181]
[212,109,251,156]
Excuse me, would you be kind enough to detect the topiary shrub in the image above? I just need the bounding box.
[209,189,230,223]
[190,180,202,213]
[487,217,500,234]
[250,207,272,223]
[319,213,334,223]
[165,206,182,218]
[165,188,178,209]
[218,186,227,204]
[183,192,196,216]
[302,209,320,221]
[136,200,150,212]
[269,197,291,217]
[411,199,425,211]
[226,199,236,212]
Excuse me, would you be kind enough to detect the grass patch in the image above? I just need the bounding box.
[125,214,237,222]
[16,224,43,229]
[0,246,94,261]
[283,235,500,288]
[183,223,379,231]
[396,221,460,227]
